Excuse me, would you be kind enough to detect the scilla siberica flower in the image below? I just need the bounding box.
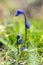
[17,34,22,44]
[15,9,30,29]
[17,38,22,44]
[25,21,30,29]
[15,9,24,16]
[20,46,24,51]
[17,34,20,39]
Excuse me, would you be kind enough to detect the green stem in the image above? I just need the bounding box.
[23,13,27,48]
[17,40,19,54]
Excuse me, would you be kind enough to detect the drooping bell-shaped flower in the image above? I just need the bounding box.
[17,38,22,44]
[15,9,24,16]
[17,34,20,39]
[25,21,30,29]
[20,46,24,51]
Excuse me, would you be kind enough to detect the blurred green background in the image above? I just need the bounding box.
[0,0,43,65]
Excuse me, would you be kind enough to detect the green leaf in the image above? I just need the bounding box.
[28,51,40,65]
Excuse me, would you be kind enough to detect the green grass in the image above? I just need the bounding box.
[0,18,43,65]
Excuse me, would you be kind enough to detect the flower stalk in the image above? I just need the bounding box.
[17,40,19,54]
[16,34,22,54]
[23,13,27,48]
[15,9,30,49]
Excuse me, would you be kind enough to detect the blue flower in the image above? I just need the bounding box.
[15,9,24,16]
[25,21,30,29]
[17,38,22,44]
[20,47,24,51]
[17,34,20,39]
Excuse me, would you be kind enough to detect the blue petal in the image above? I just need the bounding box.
[25,21,30,29]
[17,34,20,39]
[15,9,24,16]
[17,9,24,14]
[17,38,22,44]
[15,11,19,16]
[20,47,24,51]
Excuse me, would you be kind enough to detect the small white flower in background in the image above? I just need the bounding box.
[0,25,5,33]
